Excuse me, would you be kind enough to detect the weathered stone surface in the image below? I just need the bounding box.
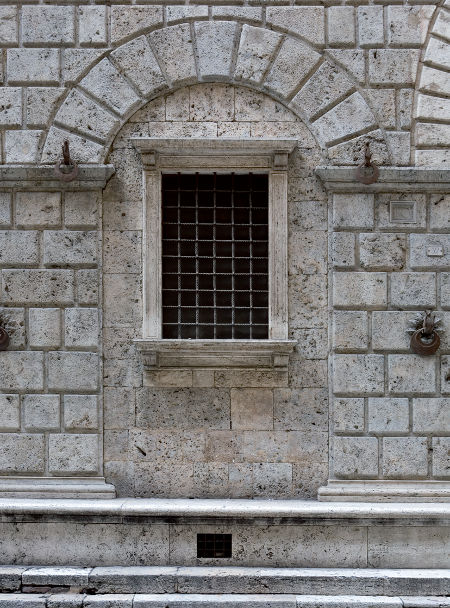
[110,6,162,44]
[390,272,436,309]
[410,234,450,269]
[333,398,365,433]
[0,230,39,266]
[64,395,98,431]
[0,395,19,431]
[0,192,11,227]
[47,352,98,391]
[382,437,428,479]
[359,233,406,271]
[333,273,387,309]
[103,274,141,327]
[264,38,320,98]
[368,398,409,433]
[430,194,450,231]
[195,21,238,80]
[412,398,450,432]
[289,231,327,275]
[235,26,281,84]
[150,24,196,86]
[23,394,60,432]
[432,437,450,477]
[64,192,98,229]
[313,93,375,145]
[43,231,97,267]
[55,89,119,142]
[0,88,22,126]
[273,388,328,431]
[0,433,45,473]
[42,126,104,163]
[0,352,43,390]
[15,192,61,228]
[104,387,135,430]
[387,6,433,46]
[77,269,98,305]
[333,436,378,478]
[388,354,436,395]
[266,7,325,46]
[0,7,18,44]
[63,49,103,84]
[369,50,420,85]
[64,308,99,348]
[333,311,368,351]
[231,389,273,430]
[2,270,73,305]
[358,6,384,47]
[103,231,141,274]
[5,130,42,164]
[327,7,355,47]
[22,6,74,45]
[333,194,374,229]
[7,49,60,84]
[79,6,107,46]
[48,433,99,474]
[371,311,411,352]
[333,355,384,395]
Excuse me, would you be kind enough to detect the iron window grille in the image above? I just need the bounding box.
[161,172,269,340]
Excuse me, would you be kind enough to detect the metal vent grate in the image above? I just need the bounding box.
[161,172,269,339]
[197,533,232,558]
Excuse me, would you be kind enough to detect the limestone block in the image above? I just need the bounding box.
[358,6,384,47]
[63,49,103,85]
[103,199,143,232]
[419,66,450,97]
[333,193,374,229]
[388,354,436,395]
[104,387,135,430]
[368,397,409,433]
[253,462,292,497]
[64,308,99,348]
[103,327,136,360]
[333,398,365,433]
[328,129,390,167]
[189,84,234,121]
[111,36,167,98]
[289,360,327,389]
[387,6,433,46]
[333,354,384,395]
[231,388,273,430]
[42,126,104,164]
[273,387,328,431]
[416,94,450,121]
[48,433,99,474]
[333,436,378,478]
[313,93,375,145]
[0,7,17,44]
[29,308,61,348]
[441,274,450,309]
[48,595,84,608]
[0,433,45,473]
[5,130,42,164]
[0,351,43,390]
[382,437,428,478]
[146,370,191,388]
[376,193,426,230]
[145,121,217,138]
[80,59,140,117]
[331,232,355,269]
[7,49,60,85]
[64,395,98,431]
[79,7,107,46]
[165,89,189,121]
[413,398,450,432]
[442,356,450,395]
[397,88,414,130]
[235,25,281,84]
[294,328,328,359]
[0,88,22,126]
[134,462,194,497]
[104,357,142,389]
[416,123,450,147]
[104,231,141,274]
[104,461,134,497]
[193,462,229,498]
[166,6,208,23]
[0,394,19,431]
[150,24,196,85]
[372,311,415,351]
[235,88,295,122]
[103,273,141,327]
[327,7,355,46]
[290,274,327,329]
[333,311,368,351]
[1,270,73,305]
[290,200,326,231]
[129,429,203,463]
[416,149,450,166]
[266,7,325,46]
[327,49,365,84]
[430,194,450,231]
[15,191,61,228]
[213,7,262,22]
[432,437,450,477]
[390,272,436,309]
[333,272,387,308]
[55,90,119,143]
[22,6,74,45]
[359,233,406,271]
[0,230,39,266]
[77,270,98,305]
[47,352,98,391]
[264,38,321,99]
[23,394,60,432]
[43,231,97,267]
[385,132,411,166]
[289,231,327,275]
[110,6,163,44]
[195,21,237,79]
[64,193,98,229]
[0,307,25,348]
[136,388,230,430]
[410,234,450,269]
[425,37,450,72]
[369,50,420,85]
[239,429,327,464]
[0,192,11,227]
[291,63,353,121]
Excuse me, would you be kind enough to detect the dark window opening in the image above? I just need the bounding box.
[197,533,232,558]
[162,172,269,339]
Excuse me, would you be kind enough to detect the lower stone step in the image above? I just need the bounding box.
[0,595,450,608]
[2,567,449,596]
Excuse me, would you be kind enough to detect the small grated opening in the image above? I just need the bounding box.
[197,533,232,558]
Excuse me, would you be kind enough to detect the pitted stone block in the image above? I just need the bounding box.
[388,355,436,395]
[358,6,384,48]
[42,127,104,163]
[22,6,75,46]
[23,394,60,432]
[0,433,45,474]
[7,49,60,84]
[0,395,19,431]
[235,25,281,85]
[43,231,97,267]
[0,231,39,266]
[5,130,42,164]
[0,352,44,390]
[0,7,18,45]
[0,88,22,126]
[387,6,433,47]
[413,398,450,432]
[48,433,99,474]
[390,273,436,309]
[359,233,406,271]
[333,272,387,309]
[333,398,365,433]
[333,436,379,478]
[368,398,409,433]
[64,308,99,348]
[63,395,98,431]
[432,437,450,477]
[47,351,99,391]
[79,6,107,47]
[333,311,368,351]
[266,7,325,46]
[369,50,420,85]
[333,354,385,395]
[327,7,355,47]
[382,437,428,479]
[150,24,197,86]
[313,93,376,146]
[111,6,163,44]
[331,233,355,268]
[195,21,238,80]
[29,308,61,348]
[1,270,73,305]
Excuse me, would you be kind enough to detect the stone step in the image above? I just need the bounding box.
[0,595,449,608]
[2,567,448,596]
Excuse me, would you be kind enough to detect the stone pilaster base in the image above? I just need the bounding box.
[0,477,116,499]
[318,480,450,502]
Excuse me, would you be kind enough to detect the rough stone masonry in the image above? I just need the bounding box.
[0,1,448,502]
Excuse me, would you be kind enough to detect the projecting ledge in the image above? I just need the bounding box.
[134,339,296,370]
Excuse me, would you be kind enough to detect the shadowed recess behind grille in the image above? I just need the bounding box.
[161,172,269,339]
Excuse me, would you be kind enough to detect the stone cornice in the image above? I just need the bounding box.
[316,166,450,192]
[0,165,115,190]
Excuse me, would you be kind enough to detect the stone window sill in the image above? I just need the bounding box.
[134,339,296,371]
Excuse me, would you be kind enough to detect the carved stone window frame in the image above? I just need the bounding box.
[131,138,296,371]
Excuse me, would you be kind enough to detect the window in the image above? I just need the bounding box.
[132,138,296,371]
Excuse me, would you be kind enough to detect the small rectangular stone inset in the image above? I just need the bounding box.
[390,201,416,224]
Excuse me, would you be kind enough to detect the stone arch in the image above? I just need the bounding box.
[41,18,389,165]
[414,2,450,166]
